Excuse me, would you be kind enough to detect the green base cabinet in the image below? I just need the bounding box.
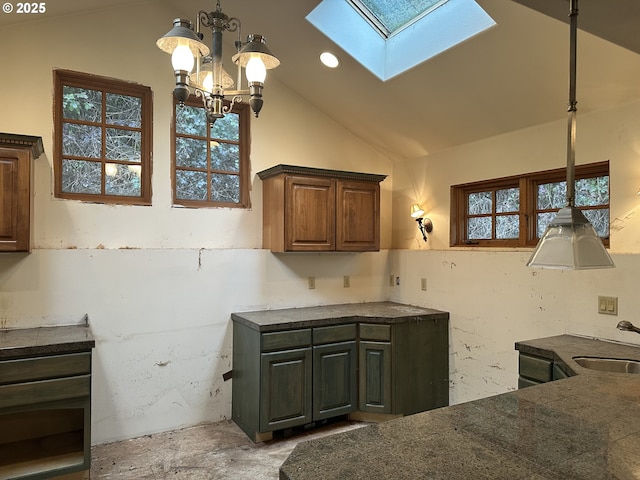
[358,319,449,416]
[232,307,449,442]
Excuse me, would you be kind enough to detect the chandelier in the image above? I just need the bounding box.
[156,0,280,124]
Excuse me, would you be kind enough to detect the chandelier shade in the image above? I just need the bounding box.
[156,19,210,58]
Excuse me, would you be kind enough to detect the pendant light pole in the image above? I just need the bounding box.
[527,0,614,270]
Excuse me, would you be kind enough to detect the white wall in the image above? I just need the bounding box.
[0,1,393,444]
[391,100,640,403]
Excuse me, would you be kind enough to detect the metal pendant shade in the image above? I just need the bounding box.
[156,18,210,57]
[232,34,280,69]
[527,0,614,270]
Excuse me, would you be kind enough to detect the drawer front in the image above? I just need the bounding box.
[0,352,91,385]
[262,329,312,352]
[0,375,91,409]
[359,323,391,342]
[313,324,356,345]
[518,354,553,383]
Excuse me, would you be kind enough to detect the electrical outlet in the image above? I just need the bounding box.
[421,278,427,291]
[343,276,350,288]
[598,296,618,315]
[308,276,316,289]
[395,276,400,286]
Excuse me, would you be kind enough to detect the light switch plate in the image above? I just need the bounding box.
[598,296,618,315]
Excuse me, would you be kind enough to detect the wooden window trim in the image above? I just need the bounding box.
[450,161,609,248]
[171,96,251,209]
[53,69,153,205]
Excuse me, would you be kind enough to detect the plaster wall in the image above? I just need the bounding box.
[0,1,393,443]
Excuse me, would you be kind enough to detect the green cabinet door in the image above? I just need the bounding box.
[358,341,392,414]
[260,347,312,432]
[313,341,357,420]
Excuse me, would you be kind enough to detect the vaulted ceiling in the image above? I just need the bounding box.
[3,0,640,162]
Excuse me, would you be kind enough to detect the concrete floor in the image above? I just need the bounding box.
[90,418,367,479]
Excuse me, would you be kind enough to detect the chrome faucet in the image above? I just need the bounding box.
[617,321,640,334]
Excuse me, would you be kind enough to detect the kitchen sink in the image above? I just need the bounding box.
[573,356,640,374]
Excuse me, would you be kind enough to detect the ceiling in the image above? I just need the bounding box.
[3,0,640,162]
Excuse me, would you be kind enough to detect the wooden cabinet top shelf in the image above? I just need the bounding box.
[257,164,387,183]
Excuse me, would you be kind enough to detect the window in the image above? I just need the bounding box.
[307,0,494,81]
[450,161,610,247]
[54,70,152,205]
[349,0,448,37]
[172,96,250,208]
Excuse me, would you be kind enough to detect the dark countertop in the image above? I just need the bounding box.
[231,302,448,332]
[280,334,640,480]
[0,324,95,360]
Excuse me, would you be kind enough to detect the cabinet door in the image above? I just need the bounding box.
[285,176,335,251]
[0,147,30,252]
[336,180,380,251]
[260,348,312,432]
[313,341,357,420]
[359,341,392,413]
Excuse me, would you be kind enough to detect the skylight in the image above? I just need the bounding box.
[307,0,496,81]
[350,0,448,38]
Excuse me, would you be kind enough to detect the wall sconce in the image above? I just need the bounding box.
[410,204,432,242]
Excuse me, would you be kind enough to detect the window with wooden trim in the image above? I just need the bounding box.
[54,70,152,205]
[172,97,250,208]
[450,161,610,247]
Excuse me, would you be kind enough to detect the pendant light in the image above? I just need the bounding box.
[527,0,614,270]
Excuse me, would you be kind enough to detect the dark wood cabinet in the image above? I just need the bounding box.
[232,304,449,442]
[258,165,386,252]
[260,347,312,432]
[0,328,94,480]
[0,134,44,253]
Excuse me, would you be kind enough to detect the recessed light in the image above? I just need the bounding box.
[320,51,340,68]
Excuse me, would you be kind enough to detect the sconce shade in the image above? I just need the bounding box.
[527,207,614,270]
[410,204,425,218]
[232,34,280,70]
[156,18,210,57]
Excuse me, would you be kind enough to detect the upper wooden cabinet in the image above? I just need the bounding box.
[0,133,44,253]
[258,165,386,252]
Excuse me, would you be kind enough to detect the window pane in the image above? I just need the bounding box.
[537,181,566,210]
[176,105,207,136]
[105,164,141,196]
[575,176,609,207]
[176,170,207,200]
[211,174,240,203]
[211,113,239,141]
[496,188,519,213]
[536,212,557,238]
[357,0,445,34]
[211,143,239,171]
[584,209,610,237]
[61,159,101,194]
[468,191,491,215]
[63,123,102,158]
[62,86,102,122]
[496,215,519,239]
[468,217,491,239]
[106,128,141,161]
[176,137,207,168]
[106,93,142,128]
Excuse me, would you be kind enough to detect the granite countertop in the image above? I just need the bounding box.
[280,334,640,480]
[0,324,95,360]
[231,302,448,332]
